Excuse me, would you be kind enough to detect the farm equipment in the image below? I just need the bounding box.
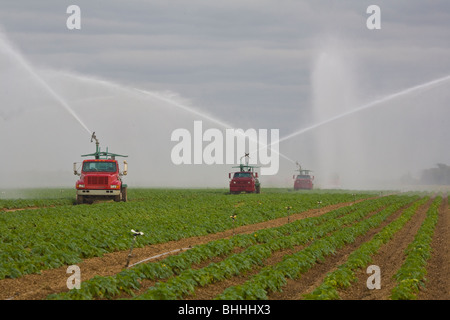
[229,153,261,194]
[73,132,128,204]
[293,162,314,190]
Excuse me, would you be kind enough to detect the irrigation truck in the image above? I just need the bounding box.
[293,162,314,190]
[229,153,261,194]
[74,133,128,204]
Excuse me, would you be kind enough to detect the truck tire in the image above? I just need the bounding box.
[114,194,121,202]
[76,195,84,205]
[121,187,128,202]
[255,185,261,194]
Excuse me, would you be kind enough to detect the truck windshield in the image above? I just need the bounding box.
[297,175,311,179]
[83,162,117,172]
[234,172,252,178]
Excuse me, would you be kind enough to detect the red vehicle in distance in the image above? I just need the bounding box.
[293,162,314,190]
[229,153,261,194]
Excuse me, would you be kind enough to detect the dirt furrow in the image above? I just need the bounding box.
[338,198,433,300]
[417,196,450,300]
[267,199,427,300]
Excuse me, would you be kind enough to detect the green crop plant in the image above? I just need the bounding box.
[216,195,419,300]
[303,196,429,300]
[390,196,442,300]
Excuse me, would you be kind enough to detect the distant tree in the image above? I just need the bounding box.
[421,163,450,185]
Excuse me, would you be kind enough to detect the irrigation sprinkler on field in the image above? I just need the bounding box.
[125,229,144,267]
[286,206,292,223]
[230,214,237,236]
[317,201,322,209]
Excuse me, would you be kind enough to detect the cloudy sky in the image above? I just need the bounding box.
[0,0,449,189]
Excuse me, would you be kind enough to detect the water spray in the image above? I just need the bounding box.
[0,31,92,136]
[276,74,450,145]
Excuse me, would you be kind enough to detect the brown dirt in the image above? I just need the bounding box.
[0,200,359,300]
[416,196,450,300]
[337,198,433,300]
[267,199,421,300]
[148,200,392,300]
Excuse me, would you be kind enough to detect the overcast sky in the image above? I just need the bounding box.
[0,0,449,188]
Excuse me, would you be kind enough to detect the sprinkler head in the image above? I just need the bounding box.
[131,229,144,236]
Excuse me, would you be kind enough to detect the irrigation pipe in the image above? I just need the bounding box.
[127,247,193,268]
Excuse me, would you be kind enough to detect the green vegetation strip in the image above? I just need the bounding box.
[215,195,421,300]
[131,195,411,300]
[47,195,393,300]
[303,196,430,300]
[390,196,442,300]
[1,189,370,279]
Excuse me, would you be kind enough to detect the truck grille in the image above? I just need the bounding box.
[87,176,108,185]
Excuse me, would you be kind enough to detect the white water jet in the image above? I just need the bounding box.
[274,38,450,189]
[58,72,295,165]
[0,31,92,136]
[278,74,450,145]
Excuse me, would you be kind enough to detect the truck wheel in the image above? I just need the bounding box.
[255,185,261,194]
[114,194,121,202]
[76,195,84,205]
[121,187,128,202]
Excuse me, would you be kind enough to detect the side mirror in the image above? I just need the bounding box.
[293,175,295,179]
[73,163,80,176]
[255,172,258,178]
[228,173,231,179]
[122,160,128,176]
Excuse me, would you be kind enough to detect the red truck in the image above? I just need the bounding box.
[293,163,314,190]
[74,133,128,204]
[229,154,261,194]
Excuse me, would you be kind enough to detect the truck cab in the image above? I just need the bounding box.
[293,173,314,190]
[75,159,127,204]
[74,132,128,204]
[229,170,260,194]
[229,153,261,194]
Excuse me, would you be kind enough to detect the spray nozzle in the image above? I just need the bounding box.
[90,132,99,144]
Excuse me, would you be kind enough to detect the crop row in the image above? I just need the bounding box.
[215,195,422,299]
[302,196,430,299]
[47,194,400,300]
[390,196,442,300]
[0,189,371,279]
[135,196,414,300]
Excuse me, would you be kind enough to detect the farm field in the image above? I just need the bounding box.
[0,188,448,300]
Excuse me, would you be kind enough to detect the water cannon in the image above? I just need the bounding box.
[81,132,128,160]
[232,152,259,175]
[293,161,313,179]
[91,131,99,145]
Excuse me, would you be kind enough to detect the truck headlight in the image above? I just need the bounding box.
[77,184,85,188]
[110,185,119,189]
